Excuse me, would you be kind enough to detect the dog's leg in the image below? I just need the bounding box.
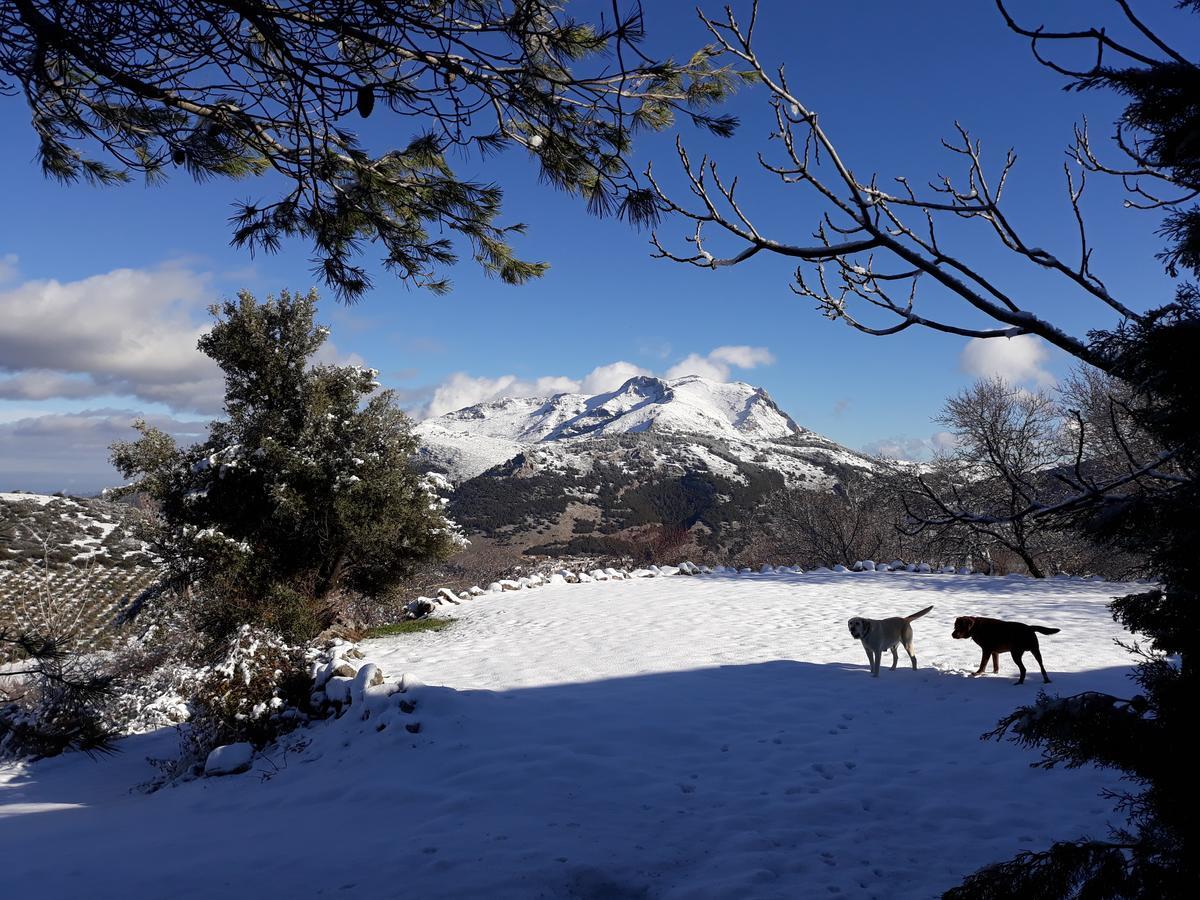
[991,652,999,673]
[903,637,917,669]
[890,644,899,670]
[862,642,875,674]
[1029,641,1051,684]
[1011,650,1027,685]
[872,648,882,677]
[972,648,989,677]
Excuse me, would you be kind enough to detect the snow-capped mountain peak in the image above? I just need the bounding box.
[424,375,801,446]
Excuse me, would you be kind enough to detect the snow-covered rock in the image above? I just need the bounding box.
[204,743,254,777]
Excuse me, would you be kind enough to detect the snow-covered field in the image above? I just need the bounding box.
[1,572,1135,899]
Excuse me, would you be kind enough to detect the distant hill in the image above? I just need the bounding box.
[0,492,160,652]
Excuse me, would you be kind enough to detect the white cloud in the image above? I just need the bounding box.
[0,264,368,415]
[424,373,588,418]
[664,345,775,382]
[664,353,728,382]
[708,345,776,368]
[0,264,224,413]
[862,431,960,461]
[0,371,110,401]
[580,361,652,395]
[960,335,1056,387]
[419,346,776,419]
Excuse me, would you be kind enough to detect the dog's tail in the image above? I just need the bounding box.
[1031,626,1060,635]
[905,605,934,622]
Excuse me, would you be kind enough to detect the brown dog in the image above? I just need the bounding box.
[952,616,1060,684]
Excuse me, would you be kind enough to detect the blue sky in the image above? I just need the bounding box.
[0,1,1191,493]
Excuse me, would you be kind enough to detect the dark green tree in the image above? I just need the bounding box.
[111,289,463,641]
[0,1,745,300]
[651,2,1196,894]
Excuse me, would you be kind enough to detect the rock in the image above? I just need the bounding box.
[657,565,680,577]
[311,661,333,689]
[345,647,365,660]
[204,742,254,777]
[760,564,775,574]
[405,597,436,619]
[332,662,357,678]
[352,663,385,705]
[469,585,486,596]
[487,582,504,593]
[436,588,461,605]
[590,569,610,581]
[499,579,523,591]
[548,573,566,585]
[398,673,424,693]
[891,560,906,571]
[915,563,932,574]
[832,564,849,573]
[324,676,353,705]
[862,560,876,572]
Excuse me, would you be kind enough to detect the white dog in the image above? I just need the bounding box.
[847,606,933,677]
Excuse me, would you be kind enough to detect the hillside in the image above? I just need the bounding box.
[415,376,881,561]
[0,492,159,652]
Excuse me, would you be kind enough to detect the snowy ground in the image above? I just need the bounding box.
[1,572,1136,899]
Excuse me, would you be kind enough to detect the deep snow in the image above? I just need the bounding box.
[1,571,1136,899]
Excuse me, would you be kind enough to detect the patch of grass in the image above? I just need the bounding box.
[362,618,455,639]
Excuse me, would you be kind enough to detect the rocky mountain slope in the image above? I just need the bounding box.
[414,376,880,560]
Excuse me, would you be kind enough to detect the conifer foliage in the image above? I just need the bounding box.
[111,289,464,642]
[0,1,745,300]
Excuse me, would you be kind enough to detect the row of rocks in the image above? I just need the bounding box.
[204,641,424,777]
[396,558,1110,622]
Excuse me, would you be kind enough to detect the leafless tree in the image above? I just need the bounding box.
[905,378,1067,577]
[648,0,1184,528]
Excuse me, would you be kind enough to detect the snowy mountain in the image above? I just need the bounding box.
[415,376,881,558]
[416,375,872,485]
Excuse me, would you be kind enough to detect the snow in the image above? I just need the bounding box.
[0,491,65,506]
[1,572,1136,898]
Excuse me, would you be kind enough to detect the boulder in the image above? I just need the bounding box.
[204,742,254,777]
[352,663,385,705]
[324,676,353,705]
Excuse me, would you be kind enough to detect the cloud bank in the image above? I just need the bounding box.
[421,346,775,419]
